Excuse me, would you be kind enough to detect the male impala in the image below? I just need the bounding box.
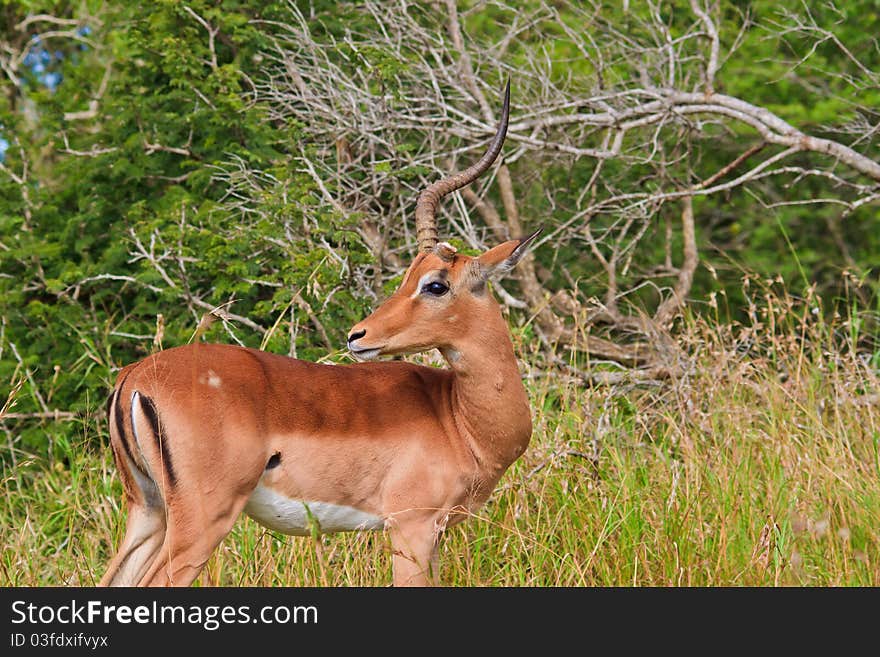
[100,82,539,586]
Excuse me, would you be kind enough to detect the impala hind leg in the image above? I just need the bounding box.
[100,502,166,586]
[136,492,253,587]
[100,416,167,587]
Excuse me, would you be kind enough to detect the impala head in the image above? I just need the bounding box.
[347,81,542,362]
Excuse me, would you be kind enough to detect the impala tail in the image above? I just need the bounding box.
[100,370,175,585]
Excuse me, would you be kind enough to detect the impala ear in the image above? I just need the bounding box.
[473,226,543,282]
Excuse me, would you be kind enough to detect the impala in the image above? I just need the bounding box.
[100,82,539,587]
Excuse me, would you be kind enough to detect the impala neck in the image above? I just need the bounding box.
[440,301,532,477]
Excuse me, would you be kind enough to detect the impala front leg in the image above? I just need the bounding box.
[387,514,443,587]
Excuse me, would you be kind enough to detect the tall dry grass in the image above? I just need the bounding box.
[1,277,878,585]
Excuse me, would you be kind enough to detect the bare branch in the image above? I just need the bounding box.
[63,64,112,121]
[60,132,118,157]
[15,14,89,31]
[234,0,880,372]
[696,142,766,189]
[655,197,698,326]
[689,0,721,92]
[182,6,219,71]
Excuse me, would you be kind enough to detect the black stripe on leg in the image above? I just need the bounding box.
[138,394,177,486]
[113,374,141,473]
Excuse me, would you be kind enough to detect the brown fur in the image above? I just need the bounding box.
[100,236,538,587]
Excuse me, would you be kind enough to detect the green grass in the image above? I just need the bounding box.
[2,296,879,586]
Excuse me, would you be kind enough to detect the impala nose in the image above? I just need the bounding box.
[347,329,366,344]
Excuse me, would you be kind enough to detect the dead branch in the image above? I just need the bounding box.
[1,411,79,422]
[655,196,698,326]
[232,0,880,373]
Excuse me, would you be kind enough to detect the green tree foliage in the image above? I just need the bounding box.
[1,0,878,457]
[0,1,374,454]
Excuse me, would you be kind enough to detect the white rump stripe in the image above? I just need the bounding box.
[244,484,384,536]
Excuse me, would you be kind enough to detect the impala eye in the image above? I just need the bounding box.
[422,281,449,296]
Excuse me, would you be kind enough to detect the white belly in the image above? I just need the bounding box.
[244,484,385,536]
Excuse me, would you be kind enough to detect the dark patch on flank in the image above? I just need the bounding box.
[138,393,177,486]
[266,452,282,470]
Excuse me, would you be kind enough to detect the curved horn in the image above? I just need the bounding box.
[415,80,511,253]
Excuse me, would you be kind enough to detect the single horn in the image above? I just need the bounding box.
[415,80,511,252]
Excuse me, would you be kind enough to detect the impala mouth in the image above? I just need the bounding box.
[349,346,383,362]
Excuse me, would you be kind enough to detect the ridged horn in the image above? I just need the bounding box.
[415,80,511,253]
